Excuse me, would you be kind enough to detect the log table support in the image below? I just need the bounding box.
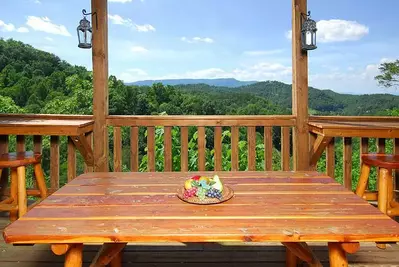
[309,135,333,167]
[328,243,348,267]
[282,242,322,267]
[64,244,83,267]
[90,243,127,267]
[71,134,94,166]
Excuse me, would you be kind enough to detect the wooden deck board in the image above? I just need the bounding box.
[1,217,399,266]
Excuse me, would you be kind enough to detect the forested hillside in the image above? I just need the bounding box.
[1,38,398,116]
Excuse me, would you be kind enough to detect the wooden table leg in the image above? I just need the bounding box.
[328,242,348,267]
[16,166,27,217]
[90,243,127,267]
[282,242,322,267]
[65,244,83,267]
[109,251,123,267]
[9,168,18,221]
[286,246,298,267]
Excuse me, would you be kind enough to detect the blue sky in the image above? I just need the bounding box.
[1,0,399,94]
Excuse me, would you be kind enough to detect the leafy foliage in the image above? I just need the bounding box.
[375,60,399,88]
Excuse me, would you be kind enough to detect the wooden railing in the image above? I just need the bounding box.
[1,114,398,195]
[107,115,296,172]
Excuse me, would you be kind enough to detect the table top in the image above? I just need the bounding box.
[0,117,94,136]
[4,171,399,244]
[309,120,399,138]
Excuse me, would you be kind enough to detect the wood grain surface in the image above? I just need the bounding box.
[3,171,399,244]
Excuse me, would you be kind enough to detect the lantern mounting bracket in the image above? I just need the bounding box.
[300,11,311,23]
[82,9,98,30]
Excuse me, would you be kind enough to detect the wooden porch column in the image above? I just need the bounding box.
[91,0,109,171]
[292,0,310,171]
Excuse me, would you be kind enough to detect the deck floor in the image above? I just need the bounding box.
[1,216,399,267]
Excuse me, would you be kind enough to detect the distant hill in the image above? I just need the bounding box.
[175,81,399,115]
[128,78,257,88]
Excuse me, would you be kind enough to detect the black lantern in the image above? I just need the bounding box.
[301,11,317,51]
[77,9,96,49]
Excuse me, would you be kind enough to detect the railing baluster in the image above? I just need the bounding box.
[343,137,352,190]
[214,126,222,171]
[326,137,335,179]
[67,137,76,182]
[16,135,25,152]
[281,127,290,171]
[85,132,94,173]
[164,126,172,172]
[180,127,188,172]
[32,135,42,188]
[50,136,60,190]
[247,126,256,171]
[197,126,206,171]
[231,126,239,171]
[264,127,273,171]
[147,126,155,172]
[113,127,122,172]
[0,135,9,196]
[130,126,139,172]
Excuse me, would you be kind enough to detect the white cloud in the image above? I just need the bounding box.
[31,0,41,4]
[45,36,54,42]
[108,14,155,32]
[285,19,368,43]
[135,24,155,32]
[26,16,71,36]
[0,20,16,32]
[120,68,148,82]
[181,36,214,44]
[17,27,29,33]
[131,46,148,53]
[108,14,132,26]
[0,20,29,33]
[243,49,284,56]
[317,20,369,43]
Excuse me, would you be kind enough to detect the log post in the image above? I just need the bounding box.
[92,0,109,172]
[292,0,310,171]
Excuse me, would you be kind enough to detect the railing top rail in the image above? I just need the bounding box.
[107,115,296,127]
[310,115,399,122]
[0,113,93,120]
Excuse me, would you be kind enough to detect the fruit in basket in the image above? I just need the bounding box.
[184,179,193,190]
[211,175,223,192]
[196,187,207,201]
[206,188,222,200]
[183,187,198,198]
[191,175,201,181]
[199,176,210,183]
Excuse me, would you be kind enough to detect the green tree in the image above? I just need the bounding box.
[375,60,399,88]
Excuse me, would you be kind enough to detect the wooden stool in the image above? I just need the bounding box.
[0,151,47,221]
[355,154,399,216]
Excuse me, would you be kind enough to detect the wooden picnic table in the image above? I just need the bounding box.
[3,171,399,267]
[0,116,94,166]
[308,119,399,166]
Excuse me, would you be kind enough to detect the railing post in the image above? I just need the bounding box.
[92,0,109,172]
[292,0,310,171]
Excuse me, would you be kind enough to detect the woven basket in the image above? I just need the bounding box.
[177,186,234,205]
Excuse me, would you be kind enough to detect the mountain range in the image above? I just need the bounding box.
[128,78,257,88]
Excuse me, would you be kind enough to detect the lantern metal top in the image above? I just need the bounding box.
[301,11,317,33]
